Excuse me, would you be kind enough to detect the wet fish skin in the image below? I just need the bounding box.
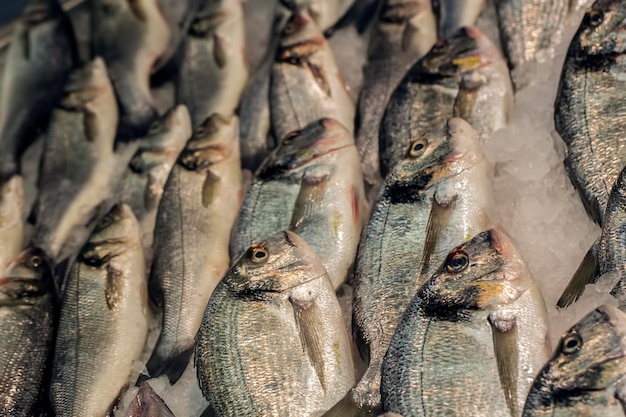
[554,0,626,225]
[434,0,484,38]
[0,0,77,182]
[125,382,176,417]
[50,204,149,417]
[382,229,551,417]
[325,118,495,416]
[271,10,355,142]
[155,0,203,73]
[196,230,355,417]
[176,0,248,129]
[523,305,626,416]
[146,114,243,384]
[0,176,24,274]
[0,249,56,417]
[495,0,567,89]
[355,0,437,190]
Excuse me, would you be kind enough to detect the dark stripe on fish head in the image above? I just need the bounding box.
[178,113,235,171]
[417,27,489,77]
[0,247,54,307]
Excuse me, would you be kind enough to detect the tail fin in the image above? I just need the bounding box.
[144,344,194,384]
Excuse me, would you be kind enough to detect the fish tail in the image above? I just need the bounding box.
[322,390,379,417]
[145,344,194,384]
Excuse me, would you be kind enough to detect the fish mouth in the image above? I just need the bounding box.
[421,29,487,75]
[259,143,355,179]
[22,1,55,25]
[276,38,325,64]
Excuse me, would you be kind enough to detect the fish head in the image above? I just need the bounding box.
[379,0,427,24]
[258,118,353,177]
[178,113,238,171]
[21,0,63,26]
[226,231,328,295]
[417,27,492,77]
[0,247,54,307]
[386,118,484,198]
[577,1,626,55]
[417,229,532,319]
[275,10,325,66]
[538,305,626,393]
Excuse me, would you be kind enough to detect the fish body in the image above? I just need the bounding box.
[0,249,56,417]
[0,0,77,181]
[523,305,626,416]
[195,231,355,417]
[231,118,366,289]
[554,0,626,225]
[125,382,176,417]
[50,204,149,417]
[146,114,243,384]
[382,229,551,417]
[355,0,437,189]
[0,176,24,273]
[434,0,484,38]
[176,0,248,129]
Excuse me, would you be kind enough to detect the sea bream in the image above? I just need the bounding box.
[124,382,176,417]
[382,229,551,417]
[195,231,355,417]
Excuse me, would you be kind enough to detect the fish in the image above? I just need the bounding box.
[195,230,355,417]
[381,229,551,417]
[270,9,355,142]
[125,382,177,417]
[323,117,495,416]
[554,0,626,225]
[379,26,509,178]
[49,204,149,417]
[0,248,56,417]
[355,0,437,190]
[558,166,626,309]
[230,118,367,290]
[120,105,192,256]
[495,0,567,89]
[91,0,171,139]
[433,0,484,38]
[32,57,135,265]
[0,0,77,182]
[145,113,243,384]
[522,305,626,417]
[0,176,24,274]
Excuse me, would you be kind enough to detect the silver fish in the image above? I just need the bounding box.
[324,117,495,416]
[50,204,149,417]
[195,230,355,417]
[230,118,367,290]
[523,305,626,417]
[125,382,176,417]
[176,0,248,129]
[434,0,485,38]
[145,114,243,384]
[0,176,24,274]
[382,229,551,417]
[0,249,56,417]
[0,0,77,181]
[554,0,626,225]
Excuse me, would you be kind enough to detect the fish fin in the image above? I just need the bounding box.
[143,173,162,211]
[489,314,519,417]
[213,34,227,69]
[145,344,193,384]
[289,175,329,229]
[417,196,457,286]
[307,61,331,97]
[453,87,479,121]
[323,0,381,37]
[105,264,123,310]
[199,404,219,417]
[290,297,326,391]
[614,376,626,413]
[321,391,379,417]
[202,169,221,208]
[557,243,600,309]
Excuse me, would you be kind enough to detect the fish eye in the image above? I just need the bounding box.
[431,40,448,54]
[587,9,604,27]
[446,250,469,273]
[408,139,428,158]
[28,255,42,269]
[561,333,583,354]
[148,120,162,134]
[283,130,300,145]
[284,21,296,35]
[250,247,269,263]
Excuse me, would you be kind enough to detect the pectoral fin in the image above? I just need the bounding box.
[213,34,227,69]
[489,314,519,417]
[453,88,478,121]
[290,297,326,391]
[202,170,221,208]
[289,175,328,230]
[307,62,331,97]
[417,196,457,286]
[557,243,599,309]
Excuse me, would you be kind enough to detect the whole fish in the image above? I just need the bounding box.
[554,0,626,225]
[558,166,626,309]
[382,229,551,417]
[523,305,626,417]
[91,0,171,139]
[355,0,437,189]
[50,204,149,417]
[433,0,484,38]
[0,249,56,417]
[195,230,355,417]
[324,117,495,416]
[271,10,355,142]
[32,57,133,265]
[176,0,248,129]
[120,105,192,255]
[379,26,510,178]
[125,382,176,417]
[495,0,567,89]
[230,118,367,290]
[146,114,243,384]
[0,176,23,274]
[0,0,77,182]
